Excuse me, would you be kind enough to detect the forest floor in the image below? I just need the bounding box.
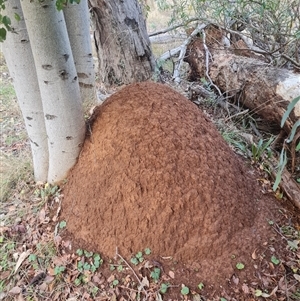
[1,43,300,301]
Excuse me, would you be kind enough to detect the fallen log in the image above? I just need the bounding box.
[183,26,300,209]
[184,35,300,133]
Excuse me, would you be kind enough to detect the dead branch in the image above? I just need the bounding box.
[149,18,199,37]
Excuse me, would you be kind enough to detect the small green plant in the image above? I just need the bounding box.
[236,262,245,270]
[198,282,204,290]
[160,283,169,294]
[251,137,273,163]
[59,220,67,229]
[130,249,150,265]
[76,249,103,273]
[181,285,190,295]
[271,255,280,265]
[34,183,59,200]
[144,247,151,255]
[150,267,161,282]
[274,95,300,191]
[54,265,65,276]
[112,279,119,287]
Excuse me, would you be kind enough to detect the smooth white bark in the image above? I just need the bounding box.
[20,0,86,183]
[63,0,95,102]
[2,0,48,182]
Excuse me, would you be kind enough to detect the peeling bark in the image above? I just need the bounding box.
[89,0,155,86]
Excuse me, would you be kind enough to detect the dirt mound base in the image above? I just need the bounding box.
[61,82,277,285]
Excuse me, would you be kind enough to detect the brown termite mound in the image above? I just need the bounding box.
[61,81,278,286]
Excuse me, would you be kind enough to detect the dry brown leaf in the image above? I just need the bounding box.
[293,274,300,282]
[232,274,239,285]
[107,274,115,283]
[270,285,278,296]
[140,276,149,288]
[9,286,22,295]
[169,270,175,279]
[14,249,31,274]
[39,208,46,223]
[252,249,257,260]
[242,283,250,294]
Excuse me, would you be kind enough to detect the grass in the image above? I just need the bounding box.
[0,52,32,202]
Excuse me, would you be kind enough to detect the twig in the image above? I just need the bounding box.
[149,18,199,37]
[225,109,249,121]
[201,29,223,97]
[172,23,207,83]
[249,121,263,138]
[115,247,148,299]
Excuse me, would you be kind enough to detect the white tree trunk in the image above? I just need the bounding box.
[63,0,95,103]
[2,0,48,182]
[20,0,86,183]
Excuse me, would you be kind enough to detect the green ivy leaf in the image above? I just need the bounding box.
[59,220,66,229]
[271,255,280,265]
[236,262,245,270]
[76,249,83,256]
[160,283,169,294]
[150,268,161,281]
[144,248,151,255]
[130,257,139,265]
[181,286,189,295]
[28,254,37,262]
[136,251,143,258]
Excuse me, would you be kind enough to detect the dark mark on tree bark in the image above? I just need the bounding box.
[79,82,94,88]
[45,114,57,120]
[42,64,52,70]
[66,136,73,140]
[59,70,69,80]
[78,72,89,79]
[63,54,69,62]
[26,116,33,120]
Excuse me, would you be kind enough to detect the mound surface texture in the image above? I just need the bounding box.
[62,82,276,284]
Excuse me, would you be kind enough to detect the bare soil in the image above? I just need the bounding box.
[60,82,291,298]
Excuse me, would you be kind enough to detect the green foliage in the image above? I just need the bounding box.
[59,220,67,229]
[236,262,245,270]
[34,183,59,200]
[130,249,150,265]
[181,285,190,295]
[251,137,273,163]
[156,0,300,67]
[160,283,169,294]
[56,0,81,11]
[273,95,300,191]
[54,265,65,275]
[150,267,161,282]
[271,255,280,265]
[0,0,11,42]
[76,250,103,273]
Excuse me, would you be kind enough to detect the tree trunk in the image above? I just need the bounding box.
[3,0,48,182]
[89,0,155,86]
[20,0,86,183]
[63,0,95,103]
